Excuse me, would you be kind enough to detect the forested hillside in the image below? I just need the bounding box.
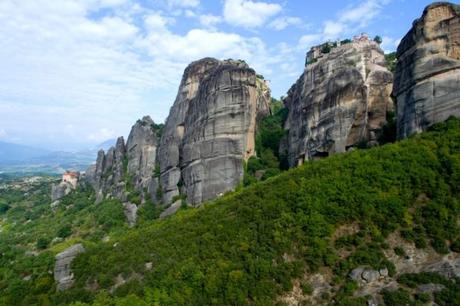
[2,118,458,305]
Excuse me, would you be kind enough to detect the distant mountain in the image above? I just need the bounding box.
[0,141,50,163]
[94,138,116,151]
[0,139,116,175]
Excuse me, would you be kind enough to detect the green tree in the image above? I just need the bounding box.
[373,35,383,44]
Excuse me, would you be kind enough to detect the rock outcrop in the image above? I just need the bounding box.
[86,116,159,204]
[51,171,80,201]
[282,39,393,167]
[157,58,270,205]
[393,2,460,138]
[54,243,85,291]
[85,59,270,210]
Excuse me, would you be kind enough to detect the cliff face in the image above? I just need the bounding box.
[283,39,393,167]
[85,58,270,207]
[393,2,460,138]
[158,58,270,205]
[86,116,159,204]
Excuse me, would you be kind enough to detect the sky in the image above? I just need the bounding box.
[0,0,446,151]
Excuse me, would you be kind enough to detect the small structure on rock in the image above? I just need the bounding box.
[51,171,80,201]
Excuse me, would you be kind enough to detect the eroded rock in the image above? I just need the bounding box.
[54,244,85,291]
[393,2,460,138]
[159,200,182,219]
[123,202,138,227]
[158,58,270,205]
[283,38,393,167]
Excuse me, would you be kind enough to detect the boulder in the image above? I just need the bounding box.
[362,269,380,283]
[54,244,85,291]
[159,200,182,219]
[393,2,460,138]
[123,202,138,227]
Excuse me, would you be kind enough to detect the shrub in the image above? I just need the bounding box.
[57,225,72,238]
[394,246,406,257]
[36,237,50,250]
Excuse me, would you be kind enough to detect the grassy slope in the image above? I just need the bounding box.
[55,118,460,306]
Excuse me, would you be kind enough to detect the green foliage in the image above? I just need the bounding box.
[373,35,382,44]
[1,118,459,305]
[0,203,10,214]
[394,246,406,257]
[321,44,331,54]
[93,199,126,231]
[245,99,289,185]
[451,238,460,252]
[301,283,313,295]
[62,118,460,305]
[57,225,72,238]
[385,52,397,73]
[151,123,165,139]
[381,288,414,306]
[379,111,397,145]
[36,237,50,249]
[153,163,161,178]
[396,272,460,305]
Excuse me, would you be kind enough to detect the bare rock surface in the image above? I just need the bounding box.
[159,200,182,219]
[86,116,160,203]
[123,202,138,227]
[54,244,85,291]
[393,2,460,138]
[283,39,393,167]
[158,58,270,205]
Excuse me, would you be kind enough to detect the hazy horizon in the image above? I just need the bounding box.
[0,0,438,151]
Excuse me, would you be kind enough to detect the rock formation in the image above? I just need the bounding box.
[282,38,393,167]
[393,2,460,138]
[157,58,270,205]
[86,116,159,205]
[86,136,127,202]
[51,171,80,201]
[54,243,85,291]
[85,60,270,210]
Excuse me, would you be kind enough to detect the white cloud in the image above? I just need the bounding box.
[340,0,390,26]
[268,16,302,30]
[144,13,175,31]
[88,128,117,142]
[0,129,7,139]
[323,0,391,39]
[298,34,321,49]
[0,0,290,149]
[223,0,282,28]
[199,14,222,28]
[166,0,200,8]
[381,36,400,53]
[296,0,391,52]
[185,9,196,17]
[323,21,344,38]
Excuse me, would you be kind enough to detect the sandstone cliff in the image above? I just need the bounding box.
[393,2,460,138]
[283,39,393,167]
[158,58,270,205]
[85,116,159,206]
[85,59,270,208]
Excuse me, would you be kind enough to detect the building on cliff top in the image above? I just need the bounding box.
[62,171,79,189]
[306,33,370,64]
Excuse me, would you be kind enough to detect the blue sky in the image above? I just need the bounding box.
[0,0,445,150]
